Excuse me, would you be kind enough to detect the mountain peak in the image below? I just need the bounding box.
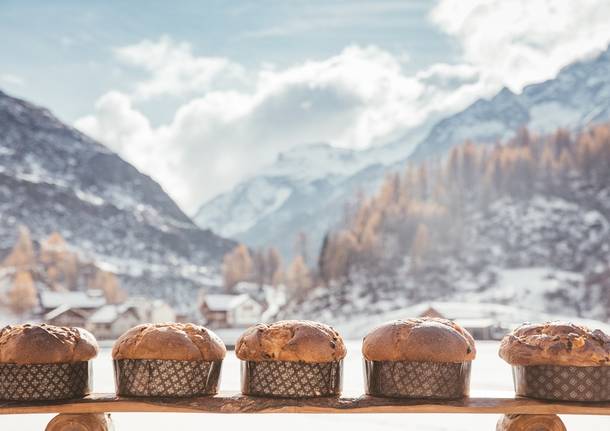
[412,46,610,160]
[197,47,610,263]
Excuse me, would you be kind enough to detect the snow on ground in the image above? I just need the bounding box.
[1,341,608,430]
[461,267,583,314]
[331,300,610,339]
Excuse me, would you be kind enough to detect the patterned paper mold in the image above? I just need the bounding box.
[0,362,92,401]
[512,365,610,401]
[364,360,471,399]
[241,361,342,398]
[114,359,222,397]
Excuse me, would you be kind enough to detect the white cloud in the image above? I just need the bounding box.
[431,0,610,92]
[78,42,445,212]
[115,36,246,100]
[77,2,610,214]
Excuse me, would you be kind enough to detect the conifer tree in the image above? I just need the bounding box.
[90,270,127,304]
[2,226,35,269]
[286,255,312,299]
[222,244,253,291]
[8,270,38,315]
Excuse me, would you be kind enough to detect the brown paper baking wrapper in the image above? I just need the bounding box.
[0,361,92,401]
[512,365,610,401]
[364,360,471,399]
[241,360,343,398]
[114,359,222,397]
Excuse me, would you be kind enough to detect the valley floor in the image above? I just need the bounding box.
[1,341,608,430]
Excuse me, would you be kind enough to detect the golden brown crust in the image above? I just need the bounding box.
[235,320,346,362]
[112,323,226,361]
[0,324,98,364]
[499,321,610,366]
[362,317,476,362]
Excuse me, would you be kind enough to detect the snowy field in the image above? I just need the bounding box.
[1,341,608,430]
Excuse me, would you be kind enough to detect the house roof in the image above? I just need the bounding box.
[43,305,88,321]
[203,294,252,311]
[39,290,106,310]
[88,304,136,324]
[453,318,497,329]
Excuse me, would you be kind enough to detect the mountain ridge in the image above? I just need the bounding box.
[0,89,236,308]
[194,45,610,259]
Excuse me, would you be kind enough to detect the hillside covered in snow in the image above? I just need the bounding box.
[0,89,235,306]
[195,142,400,258]
[279,124,610,324]
[195,46,610,260]
[412,47,610,159]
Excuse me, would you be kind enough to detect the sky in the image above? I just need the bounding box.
[2,0,610,213]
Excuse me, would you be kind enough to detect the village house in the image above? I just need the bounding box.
[38,289,107,326]
[36,288,177,339]
[39,289,106,314]
[85,298,176,339]
[199,293,263,328]
[86,304,141,340]
[121,297,176,323]
[416,303,504,340]
[44,305,89,327]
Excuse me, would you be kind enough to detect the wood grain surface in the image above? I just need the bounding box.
[1,392,610,416]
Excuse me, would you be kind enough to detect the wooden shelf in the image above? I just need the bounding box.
[1,392,610,416]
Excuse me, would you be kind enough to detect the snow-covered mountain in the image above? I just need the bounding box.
[194,140,420,258]
[195,46,610,258]
[411,47,610,159]
[278,114,610,325]
[0,89,235,305]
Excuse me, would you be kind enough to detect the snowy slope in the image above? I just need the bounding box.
[411,47,610,159]
[195,46,610,258]
[278,191,610,324]
[197,143,375,237]
[0,89,235,304]
[195,142,410,257]
[334,300,610,339]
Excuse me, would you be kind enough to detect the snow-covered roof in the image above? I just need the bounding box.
[44,305,88,321]
[453,318,497,329]
[124,296,172,310]
[234,282,261,294]
[39,290,106,310]
[202,294,252,311]
[88,304,136,324]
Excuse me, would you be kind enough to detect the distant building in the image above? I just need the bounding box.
[199,293,263,328]
[233,281,268,304]
[36,290,177,339]
[453,318,497,340]
[124,297,176,323]
[149,299,176,323]
[38,289,106,328]
[419,306,445,319]
[415,303,503,340]
[86,304,140,339]
[44,305,89,327]
[39,290,106,314]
